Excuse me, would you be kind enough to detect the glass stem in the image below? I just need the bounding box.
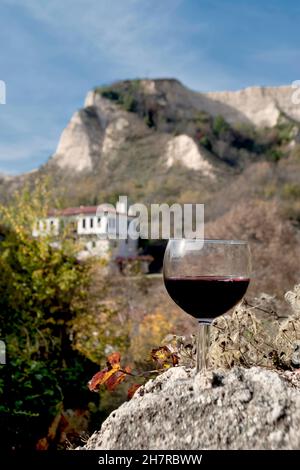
[196,321,211,373]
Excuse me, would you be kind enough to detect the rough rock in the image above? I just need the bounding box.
[165,134,215,177]
[285,284,300,315]
[51,80,300,173]
[52,107,103,171]
[83,366,300,450]
[207,85,300,127]
[51,89,148,172]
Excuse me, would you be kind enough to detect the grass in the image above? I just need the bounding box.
[163,283,300,371]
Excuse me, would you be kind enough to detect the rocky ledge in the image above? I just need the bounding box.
[82,365,300,450]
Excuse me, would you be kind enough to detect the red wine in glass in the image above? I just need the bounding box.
[163,239,251,372]
[164,276,250,320]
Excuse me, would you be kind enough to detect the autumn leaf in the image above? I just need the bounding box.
[151,346,170,363]
[88,352,131,392]
[88,370,107,392]
[36,437,49,451]
[127,383,142,400]
[106,366,131,391]
[88,361,121,392]
[88,365,121,392]
[107,352,121,366]
[151,346,179,369]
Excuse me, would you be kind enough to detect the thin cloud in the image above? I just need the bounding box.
[0,0,298,173]
[254,48,300,66]
[6,0,231,88]
[0,137,55,174]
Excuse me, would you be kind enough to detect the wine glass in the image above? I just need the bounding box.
[163,239,251,373]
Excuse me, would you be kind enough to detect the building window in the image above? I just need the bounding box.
[90,218,94,228]
[50,220,54,227]
[82,218,86,229]
[97,217,101,225]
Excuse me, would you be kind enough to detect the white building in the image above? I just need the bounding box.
[33,203,138,261]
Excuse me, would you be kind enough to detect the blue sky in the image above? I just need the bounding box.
[0,0,299,174]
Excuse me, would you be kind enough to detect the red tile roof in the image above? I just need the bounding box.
[48,206,98,217]
[48,205,129,217]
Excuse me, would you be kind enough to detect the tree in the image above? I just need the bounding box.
[0,182,98,449]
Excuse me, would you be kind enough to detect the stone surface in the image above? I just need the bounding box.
[83,366,300,450]
[52,107,103,172]
[285,284,300,315]
[165,134,215,177]
[52,80,300,173]
[207,85,300,127]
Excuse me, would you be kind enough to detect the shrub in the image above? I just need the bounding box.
[95,84,138,113]
[161,284,300,371]
[281,183,300,200]
[122,93,137,112]
[199,135,212,151]
[0,182,98,449]
[266,148,283,163]
[100,89,120,102]
[213,115,230,137]
[277,123,294,144]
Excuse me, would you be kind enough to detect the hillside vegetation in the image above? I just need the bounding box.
[0,79,300,296]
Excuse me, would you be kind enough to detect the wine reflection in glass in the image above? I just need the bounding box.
[163,239,251,373]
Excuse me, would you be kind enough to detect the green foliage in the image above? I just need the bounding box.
[276,123,295,144]
[199,135,212,151]
[266,148,283,163]
[213,115,230,136]
[72,305,130,365]
[281,183,300,200]
[122,93,137,112]
[232,122,257,140]
[275,114,298,145]
[100,89,120,102]
[95,83,138,113]
[0,182,98,449]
